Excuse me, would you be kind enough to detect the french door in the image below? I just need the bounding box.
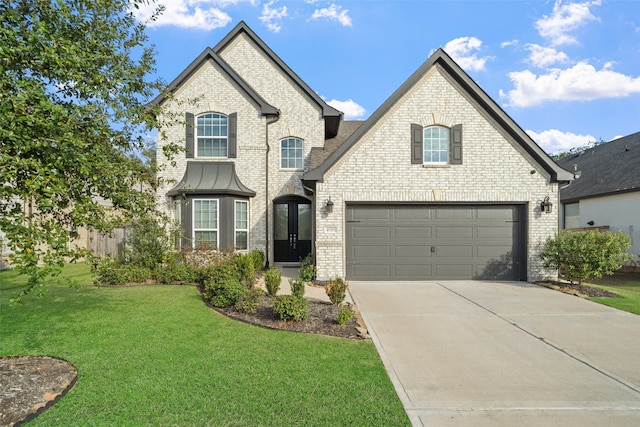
[273,196,312,262]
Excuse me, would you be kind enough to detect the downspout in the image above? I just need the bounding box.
[265,114,280,268]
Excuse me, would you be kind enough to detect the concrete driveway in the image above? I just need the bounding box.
[349,281,640,426]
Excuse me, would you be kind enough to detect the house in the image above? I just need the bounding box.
[153,21,573,282]
[558,132,640,262]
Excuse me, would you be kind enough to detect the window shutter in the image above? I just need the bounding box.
[185,112,194,159]
[228,112,237,158]
[411,123,423,164]
[450,124,463,165]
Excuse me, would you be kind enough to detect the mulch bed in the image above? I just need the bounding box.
[535,280,618,298]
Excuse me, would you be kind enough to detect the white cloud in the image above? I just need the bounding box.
[443,37,490,72]
[526,44,569,68]
[501,39,519,48]
[501,61,640,107]
[132,0,233,30]
[259,1,287,33]
[535,0,601,46]
[310,3,352,27]
[326,98,365,119]
[527,129,595,154]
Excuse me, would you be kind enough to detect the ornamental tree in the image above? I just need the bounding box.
[0,0,175,301]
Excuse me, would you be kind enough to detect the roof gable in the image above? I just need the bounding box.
[213,21,342,138]
[558,131,640,202]
[303,48,574,184]
[149,47,278,116]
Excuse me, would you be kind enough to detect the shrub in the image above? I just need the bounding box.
[299,253,316,283]
[235,287,264,313]
[125,265,152,284]
[234,254,255,288]
[208,262,240,286]
[203,278,244,308]
[289,278,305,298]
[540,230,631,285]
[272,295,308,322]
[336,304,354,325]
[325,277,348,305]
[122,214,179,270]
[249,249,265,271]
[264,268,282,296]
[94,258,127,285]
[154,263,195,284]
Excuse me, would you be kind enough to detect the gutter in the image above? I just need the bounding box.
[264,113,280,268]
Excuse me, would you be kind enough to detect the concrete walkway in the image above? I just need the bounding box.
[349,280,640,427]
[269,263,352,304]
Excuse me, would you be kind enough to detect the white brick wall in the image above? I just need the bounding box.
[314,65,559,281]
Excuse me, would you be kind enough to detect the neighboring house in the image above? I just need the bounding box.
[153,21,572,282]
[558,132,640,262]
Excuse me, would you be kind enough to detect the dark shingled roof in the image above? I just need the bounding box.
[558,131,640,202]
[309,120,365,170]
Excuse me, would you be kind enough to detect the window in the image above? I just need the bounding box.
[280,137,304,169]
[234,200,249,250]
[197,113,227,157]
[564,203,580,229]
[193,199,218,248]
[423,126,449,164]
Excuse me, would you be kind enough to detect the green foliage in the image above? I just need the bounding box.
[299,253,316,283]
[234,287,264,313]
[234,254,255,287]
[0,0,182,301]
[326,278,348,305]
[289,278,306,298]
[336,304,354,325]
[249,249,265,271]
[203,278,244,308]
[94,259,151,285]
[183,249,234,285]
[123,215,178,271]
[540,230,631,285]
[264,268,282,296]
[272,295,308,322]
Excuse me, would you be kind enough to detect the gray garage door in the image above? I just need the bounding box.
[345,204,526,281]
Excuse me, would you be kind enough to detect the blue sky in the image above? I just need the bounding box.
[134,0,640,154]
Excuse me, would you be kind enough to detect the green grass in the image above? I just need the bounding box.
[0,264,409,426]
[587,279,640,315]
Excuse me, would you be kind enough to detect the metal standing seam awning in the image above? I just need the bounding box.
[167,162,256,197]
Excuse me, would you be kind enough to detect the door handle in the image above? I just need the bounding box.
[289,234,293,245]
[292,234,297,250]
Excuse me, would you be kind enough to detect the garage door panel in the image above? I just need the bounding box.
[436,226,473,239]
[395,245,432,258]
[351,226,390,239]
[395,226,431,239]
[345,205,525,281]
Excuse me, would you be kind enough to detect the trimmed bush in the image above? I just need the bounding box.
[325,277,348,305]
[336,304,354,325]
[234,254,255,287]
[235,287,264,313]
[540,230,631,285]
[272,295,308,322]
[203,278,244,308]
[94,259,128,285]
[264,268,282,296]
[249,249,265,271]
[299,253,316,283]
[289,278,305,298]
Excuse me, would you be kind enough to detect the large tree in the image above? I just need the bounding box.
[0,0,168,301]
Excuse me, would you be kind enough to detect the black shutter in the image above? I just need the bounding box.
[411,123,423,164]
[228,112,237,158]
[185,112,194,159]
[450,124,462,165]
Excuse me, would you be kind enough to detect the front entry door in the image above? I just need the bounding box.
[274,197,312,262]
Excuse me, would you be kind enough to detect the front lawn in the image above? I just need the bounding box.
[0,264,409,426]
[586,272,640,315]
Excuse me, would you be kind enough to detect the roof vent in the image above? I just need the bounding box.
[625,145,630,151]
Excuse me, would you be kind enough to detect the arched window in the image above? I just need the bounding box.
[197,113,228,157]
[280,137,304,170]
[423,126,449,164]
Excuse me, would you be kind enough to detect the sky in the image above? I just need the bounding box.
[133,0,640,155]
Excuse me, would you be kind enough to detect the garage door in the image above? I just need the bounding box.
[345,204,526,281]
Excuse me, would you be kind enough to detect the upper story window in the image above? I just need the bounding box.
[197,113,228,157]
[411,123,462,165]
[280,137,304,170]
[423,126,449,164]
